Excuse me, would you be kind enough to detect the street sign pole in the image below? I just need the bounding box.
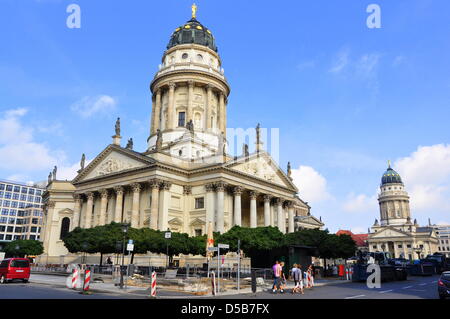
[217,247,220,295]
[237,239,240,293]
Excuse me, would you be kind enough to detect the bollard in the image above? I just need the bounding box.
[150,271,157,298]
[72,268,79,289]
[251,270,257,293]
[84,270,91,291]
[211,271,216,296]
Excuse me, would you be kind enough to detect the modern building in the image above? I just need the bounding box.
[367,164,438,260]
[429,224,450,257]
[0,180,44,243]
[40,5,323,264]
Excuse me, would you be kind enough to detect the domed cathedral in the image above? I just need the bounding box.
[39,5,323,264]
[146,4,230,159]
[367,162,438,260]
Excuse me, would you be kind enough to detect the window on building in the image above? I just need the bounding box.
[407,244,411,248]
[8,218,15,224]
[14,227,22,233]
[32,218,39,225]
[0,191,3,198]
[373,245,377,249]
[5,235,12,241]
[0,234,3,240]
[195,229,202,237]
[7,226,13,232]
[21,187,27,194]
[6,185,12,191]
[9,209,16,216]
[398,244,403,249]
[28,196,34,202]
[60,217,70,240]
[0,184,5,190]
[3,200,10,207]
[4,193,11,199]
[30,235,36,240]
[36,190,42,196]
[12,193,19,200]
[20,194,27,201]
[195,197,205,209]
[11,202,18,208]
[31,227,37,233]
[0,217,7,223]
[28,189,35,195]
[13,235,20,240]
[0,226,5,232]
[1,209,8,216]
[178,112,186,127]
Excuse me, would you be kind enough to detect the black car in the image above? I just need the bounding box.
[438,271,450,299]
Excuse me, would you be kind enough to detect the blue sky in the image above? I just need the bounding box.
[1,0,450,233]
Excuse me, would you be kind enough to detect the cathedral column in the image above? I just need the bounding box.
[263,195,271,227]
[158,181,172,231]
[131,183,141,228]
[219,92,226,133]
[216,182,226,233]
[233,186,242,227]
[152,89,162,135]
[99,189,108,226]
[187,81,194,123]
[114,186,124,223]
[84,192,94,229]
[276,198,284,234]
[287,201,295,233]
[149,180,160,230]
[205,183,215,231]
[183,186,192,234]
[72,194,82,230]
[205,84,213,130]
[167,82,176,130]
[249,191,258,228]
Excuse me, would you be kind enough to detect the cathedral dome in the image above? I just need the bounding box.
[381,166,403,185]
[167,18,217,52]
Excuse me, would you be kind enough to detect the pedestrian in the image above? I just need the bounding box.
[308,265,315,288]
[272,260,282,293]
[279,262,286,293]
[291,264,304,294]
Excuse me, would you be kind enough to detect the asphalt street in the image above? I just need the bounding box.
[0,275,443,299]
[218,275,442,299]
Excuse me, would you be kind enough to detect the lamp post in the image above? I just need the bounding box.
[119,223,129,289]
[14,245,20,258]
[165,229,172,269]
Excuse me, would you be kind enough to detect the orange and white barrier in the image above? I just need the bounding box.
[151,271,157,297]
[84,270,91,291]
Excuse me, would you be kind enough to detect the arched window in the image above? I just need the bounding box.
[60,217,70,240]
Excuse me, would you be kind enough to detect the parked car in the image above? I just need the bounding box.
[0,258,31,283]
[438,271,450,299]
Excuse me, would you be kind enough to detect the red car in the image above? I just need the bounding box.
[0,258,31,283]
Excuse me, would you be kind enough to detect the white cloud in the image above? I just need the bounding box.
[291,165,332,204]
[356,53,381,78]
[0,108,87,183]
[342,192,378,214]
[395,144,450,214]
[329,48,350,73]
[71,95,117,118]
[0,108,62,171]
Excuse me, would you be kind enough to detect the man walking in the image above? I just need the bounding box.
[272,260,282,293]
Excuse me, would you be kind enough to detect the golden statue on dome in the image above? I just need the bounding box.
[192,3,197,19]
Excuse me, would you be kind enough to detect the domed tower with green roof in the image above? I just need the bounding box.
[147,4,230,161]
[378,161,411,226]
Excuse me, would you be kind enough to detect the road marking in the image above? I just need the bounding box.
[345,295,366,299]
[402,286,413,289]
[432,281,437,283]
[379,290,393,294]
[419,283,427,286]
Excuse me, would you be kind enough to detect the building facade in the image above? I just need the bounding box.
[40,6,323,263]
[430,224,450,257]
[367,164,438,260]
[0,180,44,243]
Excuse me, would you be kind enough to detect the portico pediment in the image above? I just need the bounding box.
[168,217,183,226]
[73,145,154,183]
[369,226,411,239]
[190,218,206,227]
[295,215,324,227]
[225,152,297,191]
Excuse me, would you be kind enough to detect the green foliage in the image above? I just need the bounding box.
[216,226,285,253]
[4,240,43,258]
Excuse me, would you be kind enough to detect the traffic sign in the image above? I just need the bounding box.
[165,232,172,239]
[208,247,218,252]
[127,244,134,252]
[218,244,229,249]
[128,239,134,245]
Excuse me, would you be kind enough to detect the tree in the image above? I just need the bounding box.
[4,240,43,258]
[334,234,357,260]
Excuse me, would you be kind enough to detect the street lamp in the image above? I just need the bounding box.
[119,223,129,289]
[15,245,20,258]
[165,229,171,269]
[81,242,88,265]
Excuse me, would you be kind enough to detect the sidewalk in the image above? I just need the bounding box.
[29,273,352,298]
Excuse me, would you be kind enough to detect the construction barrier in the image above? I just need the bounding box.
[72,268,79,289]
[84,270,91,291]
[151,271,157,297]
